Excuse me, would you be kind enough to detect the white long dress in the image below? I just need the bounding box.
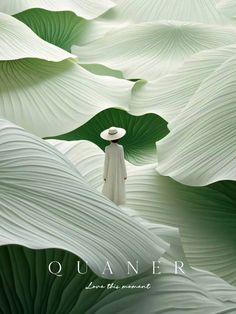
[102,143,127,205]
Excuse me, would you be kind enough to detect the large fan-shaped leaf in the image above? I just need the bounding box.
[52,108,168,165]
[72,22,236,80]
[156,55,236,185]
[103,0,227,24]
[0,246,154,314]
[48,139,236,285]
[0,59,132,137]
[126,170,236,286]
[47,140,108,190]
[134,262,236,314]
[131,44,236,121]
[1,244,236,313]
[0,13,73,61]
[15,9,87,52]
[0,119,170,279]
[0,246,151,314]
[76,0,228,45]
[0,0,115,19]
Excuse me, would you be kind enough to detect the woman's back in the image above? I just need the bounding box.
[102,143,127,205]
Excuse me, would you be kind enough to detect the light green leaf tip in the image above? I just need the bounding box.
[0,12,74,61]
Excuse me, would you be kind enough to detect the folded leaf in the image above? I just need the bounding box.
[78,0,228,44]
[131,44,236,121]
[0,12,74,61]
[15,9,91,52]
[104,0,227,24]
[0,59,132,137]
[126,165,236,285]
[73,22,236,80]
[157,54,236,185]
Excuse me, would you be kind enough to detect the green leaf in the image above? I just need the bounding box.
[131,44,236,122]
[0,119,169,279]
[51,108,169,165]
[0,0,115,19]
[0,246,151,314]
[156,53,236,185]
[0,12,74,61]
[15,9,91,52]
[49,139,236,285]
[0,59,132,137]
[1,245,236,313]
[72,22,236,80]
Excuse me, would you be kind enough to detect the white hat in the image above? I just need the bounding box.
[100,126,126,140]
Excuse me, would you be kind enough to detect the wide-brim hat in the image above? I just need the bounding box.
[100,126,126,140]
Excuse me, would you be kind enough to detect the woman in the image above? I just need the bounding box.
[100,126,127,205]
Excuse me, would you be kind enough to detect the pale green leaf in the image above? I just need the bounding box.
[0,59,132,137]
[105,0,228,24]
[131,44,236,121]
[15,9,131,74]
[0,0,115,19]
[73,0,229,45]
[130,263,236,314]
[2,245,236,313]
[156,54,236,185]
[49,139,236,285]
[122,212,189,266]
[47,140,107,190]
[0,120,168,279]
[72,22,236,80]
[0,12,74,61]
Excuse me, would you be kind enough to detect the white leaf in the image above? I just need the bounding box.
[47,139,107,191]
[131,44,236,121]
[0,59,132,137]
[73,22,236,80]
[156,54,236,185]
[108,0,228,24]
[75,0,229,45]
